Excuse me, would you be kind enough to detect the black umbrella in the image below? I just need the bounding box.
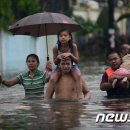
[9,12,82,60]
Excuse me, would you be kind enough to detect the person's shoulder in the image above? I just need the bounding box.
[105,67,112,71]
[103,71,107,76]
[72,43,78,48]
[101,66,109,76]
[16,71,28,81]
[73,43,77,46]
[53,44,58,48]
[100,71,108,83]
[53,44,58,50]
[19,71,28,77]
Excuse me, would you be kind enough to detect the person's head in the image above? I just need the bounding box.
[59,56,73,74]
[26,54,40,71]
[57,28,73,52]
[107,51,122,70]
[121,43,130,55]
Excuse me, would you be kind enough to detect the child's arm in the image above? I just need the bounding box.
[53,45,62,65]
[62,44,79,64]
[71,43,79,63]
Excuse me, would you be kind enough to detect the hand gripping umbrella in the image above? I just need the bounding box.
[9,12,82,60]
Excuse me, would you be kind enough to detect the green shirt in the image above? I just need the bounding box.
[17,69,47,98]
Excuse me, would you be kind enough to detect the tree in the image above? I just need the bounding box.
[116,13,130,22]
[73,15,103,36]
[0,0,14,30]
[0,0,41,31]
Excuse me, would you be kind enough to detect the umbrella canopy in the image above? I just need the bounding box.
[9,12,82,36]
[8,12,82,60]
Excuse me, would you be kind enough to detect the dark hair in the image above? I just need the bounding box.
[59,56,73,64]
[121,43,130,54]
[57,28,73,53]
[106,50,121,59]
[26,54,40,64]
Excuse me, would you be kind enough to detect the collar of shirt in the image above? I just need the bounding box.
[26,69,42,78]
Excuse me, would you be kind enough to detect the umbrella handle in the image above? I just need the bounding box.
[47,56,49,61]
[45,24,49,61]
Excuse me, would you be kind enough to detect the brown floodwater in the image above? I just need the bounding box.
[0,60,130,130]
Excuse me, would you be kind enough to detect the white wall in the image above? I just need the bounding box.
[0,31,56,76]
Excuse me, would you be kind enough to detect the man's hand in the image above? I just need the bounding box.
[45,60,52,71]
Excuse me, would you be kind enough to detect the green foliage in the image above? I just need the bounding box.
[96,6,109,33]
[96,6,119,33]
[0,0,14,30]
[64,7,73,17]
[11,0,41,20]
[74,16,103,36]
[0,0,41,31]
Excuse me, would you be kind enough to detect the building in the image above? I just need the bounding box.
[70,0,130,35]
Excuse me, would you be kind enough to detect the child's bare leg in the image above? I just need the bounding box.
[71,71,82,99]
[112,79,117,88]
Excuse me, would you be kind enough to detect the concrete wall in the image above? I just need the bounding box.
[0,31,56,76]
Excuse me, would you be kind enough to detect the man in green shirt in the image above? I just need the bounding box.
[0,54,52,98]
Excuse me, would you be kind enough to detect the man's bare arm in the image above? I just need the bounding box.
[44,82,55,101]
[100,82,113,91]
[100,74,118,91]
[82,79,91,101]
[0,75,19,87]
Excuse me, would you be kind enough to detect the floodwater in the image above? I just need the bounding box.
[0,59,130,130]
